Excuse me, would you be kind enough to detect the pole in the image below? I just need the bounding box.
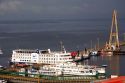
[91,40,92,51]
[60,41,63,52]
[97,38,99,50]
[94,45,96,50]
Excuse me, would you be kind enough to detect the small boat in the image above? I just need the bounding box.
[82,48,89,58]
[0,79,7,83]
[0,65,3,68]
[89,51,98,56]
[73,48,90,62]
[0,49,3,54]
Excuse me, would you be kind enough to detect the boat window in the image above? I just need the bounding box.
[64,55,70,56]
[41,51,49,54]
[86,71,89,73]
[89,70,93,73]
[81,71,84,73]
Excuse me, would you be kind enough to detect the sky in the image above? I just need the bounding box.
[0,0,125,20]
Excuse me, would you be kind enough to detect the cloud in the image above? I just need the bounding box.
[0,0,22,14]
[27,0,90,17]
[0,0,87,17]
[0,0,125,19]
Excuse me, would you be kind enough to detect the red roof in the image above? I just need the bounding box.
[95,76,125,83]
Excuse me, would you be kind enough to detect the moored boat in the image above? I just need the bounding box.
[11,49,73,65]
[0,48,3,55]
[39,62,106,78]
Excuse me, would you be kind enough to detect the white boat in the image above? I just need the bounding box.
[0,79,7,83]
[73,50,90,61]
[0,49,3,54]
[82,53,89,58]
[11,49,73,65]
[89,51,98,56]
[0,65,3,68]
[82,48,90,58]
[28,69,40,77]
[39,62,106,77]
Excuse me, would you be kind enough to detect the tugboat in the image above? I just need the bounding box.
[71,48,91,62]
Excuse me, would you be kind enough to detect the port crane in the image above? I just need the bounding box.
[105,10,120,51]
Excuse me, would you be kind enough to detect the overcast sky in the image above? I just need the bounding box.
[0,0,125,20]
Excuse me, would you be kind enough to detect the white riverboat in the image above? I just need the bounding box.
[11,49,73,65]
[39,62,106,77]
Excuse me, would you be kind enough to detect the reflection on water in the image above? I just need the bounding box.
[79,54,121,77]
[80,55,123,77]
[109,55,119,76]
